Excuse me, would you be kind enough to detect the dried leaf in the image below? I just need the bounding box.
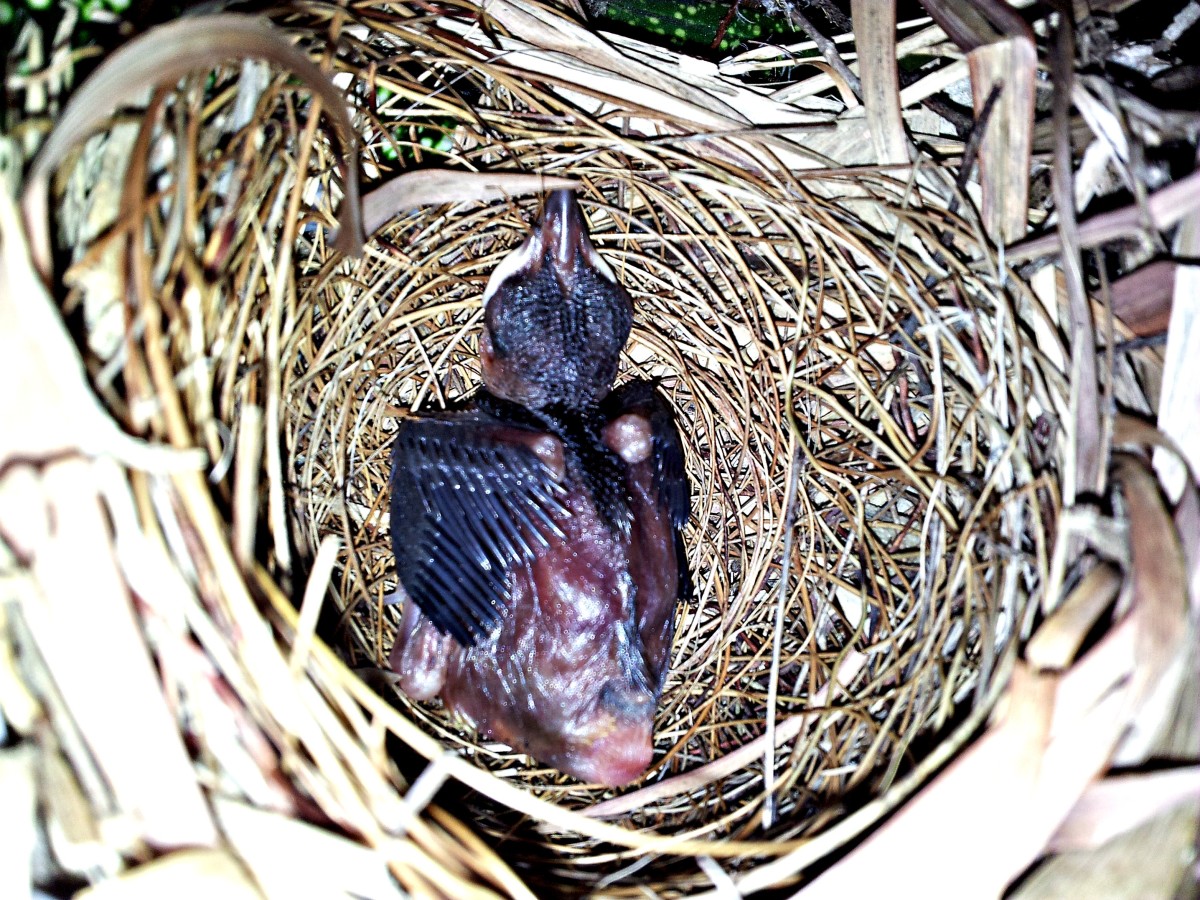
[792,664,1058,898]
[21,460,218,850]
[851,0,908,164]
[436,0,832,151]
[1049,10,1104,501]
[39,744,123,876]
[289,536,340,677]
[233,405,264,569]
[922,0,1035,240]
[0,182,214,849]
[1154,198,1200,502]
[919,0,1029,51]
[1008,168,1200,262]
[1017,752,1200,900]
[75,849,262,900]
[213,798,406,900]
[1026,563,1121,670]
[1113,455,1191,744]
[0,603,41,736]
[362,172,578,237]
[0,746,37,900]
[481,0,748,129]
[0,182,203,472]
[969,37,1037,242]
[1110,261,1175,337]
[1048,767,1200,852]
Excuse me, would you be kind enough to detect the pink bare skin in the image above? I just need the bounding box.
[609,416,680,692]
[389,417,679,787]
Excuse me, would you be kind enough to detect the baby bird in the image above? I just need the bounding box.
[388,190,690,787]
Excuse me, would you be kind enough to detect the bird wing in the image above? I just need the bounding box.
[389,412,569,646]
[603,379,692,597]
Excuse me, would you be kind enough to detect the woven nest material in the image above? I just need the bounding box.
[5,1,1195,898]
[281,1,1057,863]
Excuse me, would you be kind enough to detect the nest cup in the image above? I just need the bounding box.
[35,3,1063,895]
[286,12,1057,885]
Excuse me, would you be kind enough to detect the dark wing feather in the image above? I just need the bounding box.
[390,413,568,646]
[603,379,692,598]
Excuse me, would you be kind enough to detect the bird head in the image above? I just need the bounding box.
[480,190,633,411]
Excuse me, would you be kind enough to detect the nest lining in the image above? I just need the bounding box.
[45,3,1066,894]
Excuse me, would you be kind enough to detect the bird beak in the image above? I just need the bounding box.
[483,190,618,305]
[540,190,607,279]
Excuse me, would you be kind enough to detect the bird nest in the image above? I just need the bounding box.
[300,166,1054,862]
[282,2,1055,853]
[6,1,1095,897]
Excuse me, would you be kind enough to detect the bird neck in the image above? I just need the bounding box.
[475,390,631,539]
